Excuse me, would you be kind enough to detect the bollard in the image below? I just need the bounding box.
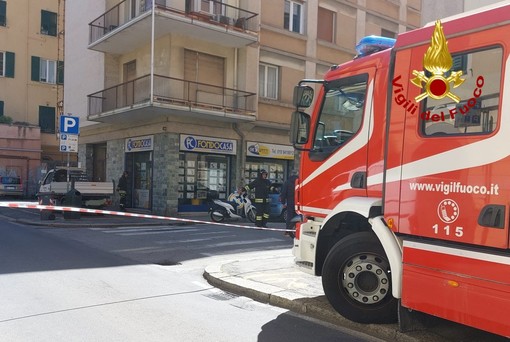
[62,189,82,220]
[39,193,56,220]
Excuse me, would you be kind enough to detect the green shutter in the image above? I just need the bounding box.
[57,61,64,84]
[31,56,40,81]
[0,1,6,26]
[5,51,14,78]
[0,101,4,116]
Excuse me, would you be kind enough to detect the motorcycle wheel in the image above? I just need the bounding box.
[210,209,225,223]
[247,207,257,223]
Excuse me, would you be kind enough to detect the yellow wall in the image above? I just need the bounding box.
[0,0,62,161]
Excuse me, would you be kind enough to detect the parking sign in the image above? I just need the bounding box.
[60,115,80,134]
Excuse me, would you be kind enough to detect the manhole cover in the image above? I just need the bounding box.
[155,260,181,266]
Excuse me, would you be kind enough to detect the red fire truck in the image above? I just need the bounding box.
[290,3,510,337]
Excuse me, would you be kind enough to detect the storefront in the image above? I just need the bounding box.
[245,141,295,185]
[124,135,153,210]
[178,134,236,212]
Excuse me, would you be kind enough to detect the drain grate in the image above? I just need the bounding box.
[204,291,239,301]
[155,260,182,266]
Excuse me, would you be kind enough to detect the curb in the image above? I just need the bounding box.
[203,259,441,342]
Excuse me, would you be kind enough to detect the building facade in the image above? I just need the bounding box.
[65,0,421,215]
[0,0,65,196]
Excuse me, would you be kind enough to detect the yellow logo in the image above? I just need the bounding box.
[411,20,464,103]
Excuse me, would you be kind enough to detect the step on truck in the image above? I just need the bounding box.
[289,2,510,337]
[37,167,114,208]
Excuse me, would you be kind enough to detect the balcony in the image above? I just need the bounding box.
[87,74,257,124]
[89,0,259,54]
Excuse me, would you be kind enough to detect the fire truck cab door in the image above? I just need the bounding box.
[301,69,375,213]
[395,28,509,248]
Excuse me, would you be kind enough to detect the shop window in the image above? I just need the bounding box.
[259,63,279,100]
[178,153,231,211]
[284,0,303,34]
[39,106,55,134]
[244,160,286,185]
[318,7,335,43]
[420,47,501,136]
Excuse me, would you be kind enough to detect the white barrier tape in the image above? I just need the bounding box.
[0,201,293,233]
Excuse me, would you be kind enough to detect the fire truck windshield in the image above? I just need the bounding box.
[312,74,368,156]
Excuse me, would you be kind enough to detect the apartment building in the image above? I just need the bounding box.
[0,0,65,196]
[65,0,421,215]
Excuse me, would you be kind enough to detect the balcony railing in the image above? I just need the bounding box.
[89,0,258,45]
[87,74,256,119]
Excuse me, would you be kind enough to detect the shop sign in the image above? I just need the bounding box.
[246,141,294,160]
[180,134,237,155]
[125,135,154,153]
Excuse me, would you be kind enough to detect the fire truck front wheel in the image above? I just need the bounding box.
[322,231,397,324]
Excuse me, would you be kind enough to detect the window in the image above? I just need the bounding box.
[318,7,335,43]
[184,50,225,104]
[259,64,279,100]
[284,0,303,34]
[421,47,502,136]
[0,100,4,116]
[0,1,6,27]
[31,56,63,84]
[312,74,368,157]
[39,106,55,134]
[0,51,15,78]
[200,0,223,15]
[40,59,56,83]
[381,29,396,39]
[41,10,57,36]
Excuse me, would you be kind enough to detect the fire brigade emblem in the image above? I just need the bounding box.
[411,20,465,103]
[437,199,459,223]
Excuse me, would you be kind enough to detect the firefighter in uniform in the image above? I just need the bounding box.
[245,169,272,228]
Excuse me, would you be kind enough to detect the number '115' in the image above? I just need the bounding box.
[432,224,464,237]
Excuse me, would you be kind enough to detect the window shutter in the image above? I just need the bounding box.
[57,61,64,84]
[0,101,4,116]
[318,7,334,43]
[5,51,14,78]
[31,56,40,81]
[0,1,6,26]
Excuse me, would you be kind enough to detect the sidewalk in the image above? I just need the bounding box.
[204,250,419,342]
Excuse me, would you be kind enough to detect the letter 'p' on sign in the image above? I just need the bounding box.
[60,115,80,134]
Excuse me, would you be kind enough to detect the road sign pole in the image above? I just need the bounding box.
[66,151,70,192]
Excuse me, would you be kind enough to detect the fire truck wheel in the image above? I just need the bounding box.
[322,231,397,324]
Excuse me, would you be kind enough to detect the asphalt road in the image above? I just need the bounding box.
[0,210,382,342]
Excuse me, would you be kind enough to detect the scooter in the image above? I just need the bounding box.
[209,189,256,223]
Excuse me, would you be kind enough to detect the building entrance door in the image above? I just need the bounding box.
[126,151,152,210]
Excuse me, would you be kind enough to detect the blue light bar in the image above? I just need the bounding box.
[355,36,396,57]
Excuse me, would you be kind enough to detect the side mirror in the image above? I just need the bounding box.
[290,111,310,146]
[293,85,314,108]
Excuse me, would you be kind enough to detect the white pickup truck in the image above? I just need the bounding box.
[37,168,114,208]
